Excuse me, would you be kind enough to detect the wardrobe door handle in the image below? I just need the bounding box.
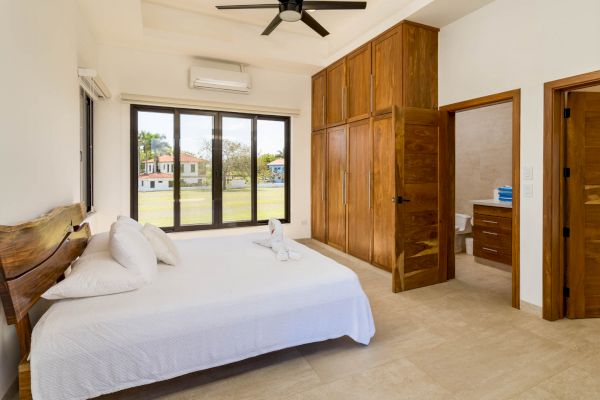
[368,170,372,209]
[370,74,374,113]
[342,170,347,206]
[322,95,325,126]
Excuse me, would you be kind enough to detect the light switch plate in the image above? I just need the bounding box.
[523,166,533,181]
[523,184,534,198]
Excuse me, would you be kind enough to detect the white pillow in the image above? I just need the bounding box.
[117,215,143,232]
[85,232,109,255]
[110,222,157,282]
[42,252,145,300]
[142,224,180,266]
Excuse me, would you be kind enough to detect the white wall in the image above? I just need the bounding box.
[0,0,97,396]
[439,0,600,307]
[93,44,312,239]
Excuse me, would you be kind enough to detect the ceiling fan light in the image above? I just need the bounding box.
[280,10,301,22]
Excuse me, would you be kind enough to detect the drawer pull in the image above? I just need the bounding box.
[482,231,499,236]
[482,220,499,225]
[482,247,499,253]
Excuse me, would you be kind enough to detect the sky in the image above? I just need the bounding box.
[138,111,285,157]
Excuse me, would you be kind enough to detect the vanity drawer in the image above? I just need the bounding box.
[473,226,512,252]
[473,213,512,233]
[473,243,512,265]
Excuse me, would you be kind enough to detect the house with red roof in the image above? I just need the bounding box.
[138,154,208,191]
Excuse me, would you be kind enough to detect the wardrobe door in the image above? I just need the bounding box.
[372,27,401,115]
[372,114,396,271]
[326,59,346,127]
[311,130,327,242]
[393,108,440,292]
[346,43,371,122]
[312,70,327,131]
[347,119,372,261]
[326,125,347,251]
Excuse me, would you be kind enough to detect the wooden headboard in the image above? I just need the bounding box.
[0,203,90,357]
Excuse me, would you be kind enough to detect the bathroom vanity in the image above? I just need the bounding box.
[471,201,512,266]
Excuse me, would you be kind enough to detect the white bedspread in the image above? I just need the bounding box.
[30,234,375,400]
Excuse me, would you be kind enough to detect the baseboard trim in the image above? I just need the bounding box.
[520,300,542,317]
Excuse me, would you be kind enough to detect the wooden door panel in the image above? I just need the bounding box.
[372,115,395,271]
[347,44,372,121]
[327,60,346,127]
[311,130,327,242]
[372,28,400,115]
[312,71,327,131]
[394,108,440,292]
[567,92,600,318]
[347,119,372,261]
[402,23,438,109]
[327,125,347,251]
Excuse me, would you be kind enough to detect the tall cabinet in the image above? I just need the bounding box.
[310,20,441,293]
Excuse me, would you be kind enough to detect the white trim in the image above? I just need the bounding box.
[120,93,301,117]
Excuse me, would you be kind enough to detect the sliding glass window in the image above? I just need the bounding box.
[131,105,290,231]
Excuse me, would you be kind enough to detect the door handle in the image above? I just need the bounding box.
[368,170,372,209]
[342,170,347,206]
[394,196,411,204]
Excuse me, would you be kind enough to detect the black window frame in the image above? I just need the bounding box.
[80,88,94,213]
[130,104,291,232]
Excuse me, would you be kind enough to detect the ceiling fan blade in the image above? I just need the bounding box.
[302,1,367,10]
[216,4,280,9]
[300,11,329,37]
[262,14,283,35]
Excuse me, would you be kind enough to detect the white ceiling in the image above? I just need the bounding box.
[78,0,496,74]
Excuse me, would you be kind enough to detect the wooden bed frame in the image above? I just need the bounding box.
[0,204,90,400]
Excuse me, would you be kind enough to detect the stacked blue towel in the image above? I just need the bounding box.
[497,186,512,202]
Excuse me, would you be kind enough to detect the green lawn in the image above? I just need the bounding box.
[138,187,284,227]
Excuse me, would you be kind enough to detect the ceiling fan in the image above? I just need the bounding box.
[216,1,367,37]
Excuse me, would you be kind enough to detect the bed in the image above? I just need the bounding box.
[0,204,375,400]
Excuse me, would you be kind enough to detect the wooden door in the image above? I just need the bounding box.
[327,59,346,127]
[311,130,327,242]
[347,119,372,261]
[372,27,401,115]
[312,70,327,131]
[327,125,347,251]
[372,114,395,271]
[393,108,441,292]
[566,92,600,318]
[346,43,371,122]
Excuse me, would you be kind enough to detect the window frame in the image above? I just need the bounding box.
[130,104,291,232]
[80,88,94,213]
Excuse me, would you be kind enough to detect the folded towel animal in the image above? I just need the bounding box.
[254,219,301,261]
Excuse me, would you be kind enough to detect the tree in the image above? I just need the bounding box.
[137,131,172,173]
[257,153,277,182]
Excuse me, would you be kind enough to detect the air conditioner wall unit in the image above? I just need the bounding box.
[189,66,252,94]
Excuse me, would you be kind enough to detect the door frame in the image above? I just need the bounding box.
[542,70,600,321]
[439,89,521,309]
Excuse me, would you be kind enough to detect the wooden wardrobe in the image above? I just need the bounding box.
[310,20,443,292]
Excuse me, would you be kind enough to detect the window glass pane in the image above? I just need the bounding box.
[180,114,213,226]
[222,117,252,222]
[257,119,286,220]
[137,111,174,227]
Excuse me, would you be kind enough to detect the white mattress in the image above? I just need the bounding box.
[30,233,375,400]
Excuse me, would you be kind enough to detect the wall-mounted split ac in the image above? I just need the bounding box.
[189,66,252,94]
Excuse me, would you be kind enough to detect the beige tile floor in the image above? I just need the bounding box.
[12,242,600,400]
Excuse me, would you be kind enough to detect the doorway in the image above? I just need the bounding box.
[543,70,600,320]
[440,90,521,309]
